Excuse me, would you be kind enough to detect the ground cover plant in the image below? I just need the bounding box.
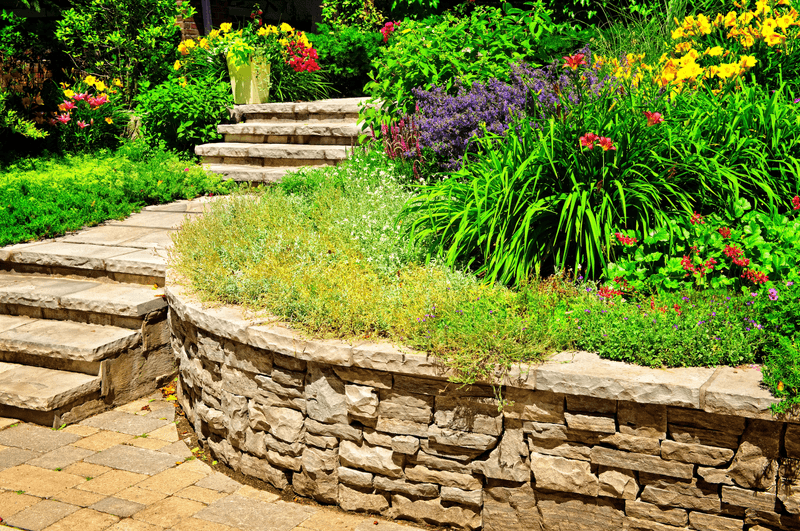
[0,140,232,246]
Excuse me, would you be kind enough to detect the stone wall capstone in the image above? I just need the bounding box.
[167,283,800,531]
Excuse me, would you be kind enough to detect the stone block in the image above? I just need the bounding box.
[375,417,428,438]
[434,396,503,436]
[441,486,483,507]
[591,447,694,479]
[388,494,482,530]
[625,500,688,527]
[698,467,735,485]
[728,420,781,491]
[599,467,637,499]
[338,484,389,513]
[254,375,303,399]
[266,450,302,471]
[503,389,564,423]
[345,384,378,418]
[339,440,403,478]
[411,451,472,474]
[688,511,743,531]
[305,433,338,449]
[238,452,288,490]
[305,418,362,442]
[530,453,599,496]
[363,428,393,447]
[374,475,438,498]
[332,366,392,389]
[248,404,304,443]
[405,464,481,490]
[528,438,592,461]
[482,483,540,531]
[618,402,666,439]
[272,367,304,388]
[392,375,493,398]
[293,447,339,504]
[536,491,627,531]
[305,363,348,424]
[418,438,482,461]
[566,395,617,415]
[600,433,661,455]
[428,425,498,451]
[472,426,530,482]
[787,425,800,459]
[661,440,735,466]
[626,517,688,531]
[338,466,373,488]
[721,485,776,512]
[667,408,745,434]
[640,485,721,512]
[564,412,616,434]
[391,435,419,455]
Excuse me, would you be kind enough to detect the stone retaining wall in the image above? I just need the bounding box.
[167,283,800,531]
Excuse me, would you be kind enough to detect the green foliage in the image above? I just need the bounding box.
[135,76,232,154]
[308,24,382,97]
[54,0,191,100]
[0,9,25,57]
[0,90,47,140]
[269,58,333,103]
[606,198,800,293]
[365,2,569,115]
[321,0,386,30]
[0,141,232,246]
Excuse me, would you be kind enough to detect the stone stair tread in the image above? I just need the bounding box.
[205,165,298,182]
[0,241,166,278]
[0,361,101,411]
[0,272,166,317]
[217,121,362,136]
[0,318,140,363]
[195,143,350,160]
[232,97,368,117]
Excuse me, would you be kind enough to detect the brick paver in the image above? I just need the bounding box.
[0,394,426,531]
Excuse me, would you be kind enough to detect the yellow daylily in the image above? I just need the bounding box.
[739,55,757,68]
[105,117,113,124]
[280,22,293,33]
[208,29,220,40]
[705,46,724,56]
[220,23,232,33]
[63,89,75,99]
[95,81,106,91]
[113,78,122,87]
[84,75,97,86]
[174,60,182,70]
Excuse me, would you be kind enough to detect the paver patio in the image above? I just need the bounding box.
[0,392,427,531]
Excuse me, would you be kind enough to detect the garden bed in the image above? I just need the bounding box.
[168,279,800,530]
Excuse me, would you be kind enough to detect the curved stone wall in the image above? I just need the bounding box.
[167,282,800,531]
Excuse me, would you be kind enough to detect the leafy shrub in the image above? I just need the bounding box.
[365,3,567,115]
[0,141,232,246]
[54,0,189,100]
[308,24,383,97]
[321,0,386,30]
[135,75,232,154]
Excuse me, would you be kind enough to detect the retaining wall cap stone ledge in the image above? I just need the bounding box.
[166,278,791,421]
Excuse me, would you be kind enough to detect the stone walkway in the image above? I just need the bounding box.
[0,392,426,531]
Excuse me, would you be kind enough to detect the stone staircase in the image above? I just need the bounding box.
[195,97,368,183]
[0,199,213,427]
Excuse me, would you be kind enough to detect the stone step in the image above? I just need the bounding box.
[231,97,367,123]
[0,314,141,374]
[218,121,362,145]
[196,143,349,168]
[0,361,102,427]
[0,272,166,329]
[204,165,299,183]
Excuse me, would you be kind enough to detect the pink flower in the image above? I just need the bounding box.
[73,93,88,101]
[690,211,705,225]
[643,110,664,126]
[793,195,800,210]
[88,94,108,107]
[563,53,588,70]
[579,132,599,149]
[77,120,89,129]
[55,114,71,124]
[59,100,76,111]
[381,21,400,43]
[596,136,617,151]
[613,232,637,245]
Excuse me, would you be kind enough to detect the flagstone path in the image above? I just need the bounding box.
[0,392,426,531]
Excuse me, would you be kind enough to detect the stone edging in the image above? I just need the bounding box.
[165,283,786,423]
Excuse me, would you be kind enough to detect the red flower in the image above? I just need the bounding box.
[690,211,705,224]
[77,120,89,129]
[718,227,731,238]
[680,255,694,273]
[723,245,743,259]
[733,257,750,267]
[613,232,637,245]
[381,21,400,43]
[643,111,664,126]
[742,269,768,284]
[563,53,588,70]
[793,195,800,210]
[579,132,599,149]
[596,136,616,151]
[598,286,623,298]
[55,113,71,124]
[705,257,718,270]
[673,303,682,315]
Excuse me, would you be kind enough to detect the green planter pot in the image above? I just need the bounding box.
[227,56,271,104]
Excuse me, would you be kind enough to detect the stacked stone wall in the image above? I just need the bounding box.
[168,286,800,531]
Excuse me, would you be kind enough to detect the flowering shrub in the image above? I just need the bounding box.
[46,75,128,152]
[605,196,800,293]
[307,24,383,97]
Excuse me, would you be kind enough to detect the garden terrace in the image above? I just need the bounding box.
[168,279,799,531]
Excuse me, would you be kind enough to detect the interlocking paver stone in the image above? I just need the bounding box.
[353,523,425,531]
[174,486,227,504]
[132,496,206,528]
[136,467,205,495]
[28,444,95,470]
[114,486,168,506]
[63,425,100,437]
[41,507,120,531]
[105,519,161,531]
[0,416,19,429]
[62,461,112,478]
[0,446,40,470]
[296,510,370,531]
[4,500,80,531]
[172,516,241,531]
[194,495,316,531]
[0,424,82,452]
[51,488,107,508]
[76,470,148,496]
[146,423,179,442]
[73,431,133,451]
[0,464,84,497]
[84,444,176,475]
[90,497,147,518]
[0,490,41,517]
[160,440,193,458]
[194,472,241,493]
[126,437,170,451]
[80,411,170,436]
